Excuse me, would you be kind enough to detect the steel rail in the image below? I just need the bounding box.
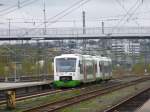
[0,79,119,106]
[104,88,150,112]
[22,76,150,112]
[0,89,63,105]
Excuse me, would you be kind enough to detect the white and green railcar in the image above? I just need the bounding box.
[53,54,112,88]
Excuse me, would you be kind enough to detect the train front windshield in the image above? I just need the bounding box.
[56,58,76,72]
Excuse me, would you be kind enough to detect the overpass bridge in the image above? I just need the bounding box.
[0,27,150,40]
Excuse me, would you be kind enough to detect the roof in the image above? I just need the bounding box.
[54,54,111,61]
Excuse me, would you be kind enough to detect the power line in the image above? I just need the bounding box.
[111,0,142,33]
[1,0,149,30]
[44,0,87,23]
[115,0,140,26]
[25,0,88,27]
[121,0,143,27]
[114,0,140,27]
[18,0,21,8]
[19,0,91,36]
[0,0,28,13]
[46,0,91,27]
[0,0,39,17]
[43,0,47,34]
[3,4,150,23]
[2,17,150,25]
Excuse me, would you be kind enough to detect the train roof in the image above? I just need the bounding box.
[54,54,82,59]
[54,54,111,61]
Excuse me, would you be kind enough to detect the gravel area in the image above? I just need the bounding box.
[59,80,150,112]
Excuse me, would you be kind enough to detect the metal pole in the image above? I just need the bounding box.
[14,62,17,82]
[82,11,86,34]
[37,40,40,78]
[102,21,104,34]
[144,40,147,74]
[14,40,18,82]
[18,0,20,8]
[8,19,11,37]
[82,11,87,54]
[43,0,47,35]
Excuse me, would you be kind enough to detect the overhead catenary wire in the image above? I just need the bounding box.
[115,0,140,27]
[19,0,89,28]
[18,0,21,8]
[120,0,143,27]
[0,0,27,13]
[4,8,150,24]
[0,0,148,23]
[1,0,149,32]
[42,0,89,24]
[19,0,92,37]
[0,0,40,29]
[0,0,39,17]
[111,0,143,34]
[1,17,150,25]
[114,0,140,27]
[46,0,92,27]
[3,0,150,22]
[1,0,150,26]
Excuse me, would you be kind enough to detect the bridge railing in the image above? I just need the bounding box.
[0,27,150,37]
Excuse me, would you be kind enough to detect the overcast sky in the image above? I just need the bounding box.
[0,0,150,28]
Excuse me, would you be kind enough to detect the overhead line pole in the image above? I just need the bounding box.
[18,0,20,8]
[82,11,87,54]
[43,0,47,35]
[82,11,86,34]
[102,21,104,34]
[7,18,12,37]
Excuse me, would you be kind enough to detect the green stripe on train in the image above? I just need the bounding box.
[53,80,81,88]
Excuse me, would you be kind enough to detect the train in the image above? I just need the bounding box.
[53,54,112,88]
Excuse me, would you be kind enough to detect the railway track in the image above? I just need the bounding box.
[104,88,150,112]
[0,75,142,103]
[0,76,135,105]
[0,89,62,105]
[22,76,150,112]
[0,78,120,106]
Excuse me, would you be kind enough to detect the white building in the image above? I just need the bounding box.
[124,41,140,55]
[112,40,140,55]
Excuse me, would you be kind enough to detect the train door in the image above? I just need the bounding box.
[93,60,97,80]
[83,58,87,81]
[79,60,84,80]
[84,59,94,82]
[108,61,112,79]
[104,61,112,80]
[99,61,104,80]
